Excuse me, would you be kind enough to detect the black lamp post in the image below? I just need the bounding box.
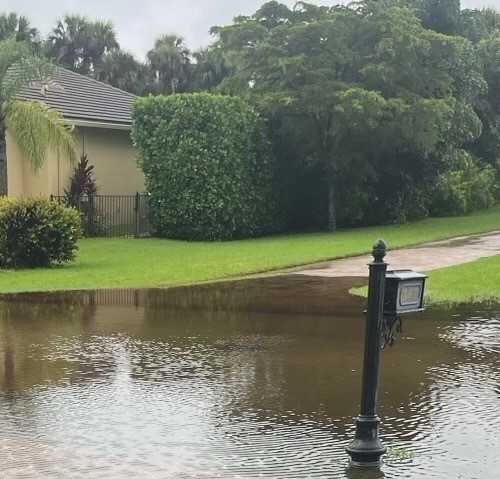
[346,239,388,466]
[346,239,427,467]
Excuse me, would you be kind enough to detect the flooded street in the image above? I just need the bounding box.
[0,277,498,478]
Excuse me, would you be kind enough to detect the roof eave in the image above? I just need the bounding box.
[68,118,132,131]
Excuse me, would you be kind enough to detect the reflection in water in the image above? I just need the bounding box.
[0,283,498,478]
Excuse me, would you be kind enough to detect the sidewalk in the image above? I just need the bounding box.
[293,231,500,278]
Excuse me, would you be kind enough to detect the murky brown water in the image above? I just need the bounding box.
[0,277,498,478]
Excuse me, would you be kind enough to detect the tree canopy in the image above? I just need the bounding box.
[3,1,500,231]
[46,15,119,75]
[146,35,191,94]
[0,13,38,44]
[212,0,484,229]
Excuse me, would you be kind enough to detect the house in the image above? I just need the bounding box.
[4,67,145,198]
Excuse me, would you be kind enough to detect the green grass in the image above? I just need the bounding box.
[1,206,500,294]
[427,254,500,304]
[354,253,500,304]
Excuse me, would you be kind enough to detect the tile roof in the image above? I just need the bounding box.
[16,67,136,128]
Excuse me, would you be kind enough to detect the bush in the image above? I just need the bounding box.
[429,150,497,216]
[132,93,282,240]
[63,154,106,236]
[0,198,82,268]
[64,153,97,204]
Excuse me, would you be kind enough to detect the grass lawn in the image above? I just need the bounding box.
[427,254,500,304]
[1,206,500,294]
[354,255,500,305]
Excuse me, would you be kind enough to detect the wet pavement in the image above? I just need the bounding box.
[295,231,500,277]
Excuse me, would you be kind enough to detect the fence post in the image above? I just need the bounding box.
[134,192,140,238]
[87,194,95,237]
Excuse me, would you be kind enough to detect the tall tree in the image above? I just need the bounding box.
[417,0,461,35]
[46,15,118,75]
[467,32,500,167]
[214,0,483,230]
[0,13,38,44]
[96,50,150,95]
[190,47,231,91]
[459,8,500,43]
[146,35,191,94]
[0,38,76,193]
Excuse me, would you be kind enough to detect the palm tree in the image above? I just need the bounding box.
[96,50,150,95]
[191,47,231,91]
[147,35,191,94]
[0,13,39,44]
[84,20,120,74]
[46,15,118,75]
[0,38,76,193]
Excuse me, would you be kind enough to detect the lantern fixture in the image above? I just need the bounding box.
[383,270,427,316]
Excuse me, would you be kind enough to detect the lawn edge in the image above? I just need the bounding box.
[2,227,500,296]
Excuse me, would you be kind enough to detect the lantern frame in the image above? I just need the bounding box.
[383,269,427,315]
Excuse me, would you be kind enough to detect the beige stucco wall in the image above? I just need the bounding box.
[5,129,25,197]
[6,129,54,197]
[6,125,145,198]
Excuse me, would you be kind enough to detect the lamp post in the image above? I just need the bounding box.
[346,239,388,467]
[346,239,427,467]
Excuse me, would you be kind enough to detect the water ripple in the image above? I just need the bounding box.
[0,291,498,478]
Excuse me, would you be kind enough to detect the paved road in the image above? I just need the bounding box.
[294,231,500,277]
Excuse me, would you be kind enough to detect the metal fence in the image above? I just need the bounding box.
[50,193,151,238]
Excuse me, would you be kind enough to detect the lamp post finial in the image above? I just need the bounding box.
[372,239,387,263]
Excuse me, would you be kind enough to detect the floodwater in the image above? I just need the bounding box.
[0,276,498,478]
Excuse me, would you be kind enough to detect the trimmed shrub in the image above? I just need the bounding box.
[429,150,497,216]
[132,93,281,240]
[0,198,82,268]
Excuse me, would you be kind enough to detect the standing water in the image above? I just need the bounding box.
[0,276,498,478]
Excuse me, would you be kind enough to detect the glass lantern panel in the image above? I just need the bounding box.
[398,283,422,307]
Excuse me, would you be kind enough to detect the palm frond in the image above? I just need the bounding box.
[1,53,54,102]
[6,100,76,171]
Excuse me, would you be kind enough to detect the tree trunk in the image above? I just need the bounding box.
[0,123,8,196]
[327,177,336,232]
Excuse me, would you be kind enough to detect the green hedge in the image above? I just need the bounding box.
[132,93,281,240]
[429,150,498,216]
[0,198,82,268]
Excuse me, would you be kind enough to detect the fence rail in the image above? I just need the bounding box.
[50,193,151,238]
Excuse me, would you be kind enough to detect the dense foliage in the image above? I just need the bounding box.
[4,1,500,235]
[0,13,38,44]
[213,0,488,230]
[132,94,280,240]
[0,197,81,268]
[429,151,497,216]
[46,15,118,75]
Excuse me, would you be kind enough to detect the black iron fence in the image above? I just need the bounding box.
[50,193,151,238]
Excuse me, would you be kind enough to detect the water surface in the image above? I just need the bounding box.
[0,277,498,478]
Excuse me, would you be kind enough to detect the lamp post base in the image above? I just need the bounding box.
[345,415,386,467]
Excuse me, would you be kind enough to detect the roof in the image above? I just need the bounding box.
[16,67,136,130]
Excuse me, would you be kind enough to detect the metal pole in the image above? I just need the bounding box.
[134,192,140,238]
[346,239,388,467]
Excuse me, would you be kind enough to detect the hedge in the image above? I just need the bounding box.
[132,93,281,240]
[0,197,82,268]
